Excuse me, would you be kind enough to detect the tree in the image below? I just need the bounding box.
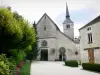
[0,8,23,52]
[25,22,39,62]
[32,21,39,60]
[13,12,36,49]
[0,8,36,57]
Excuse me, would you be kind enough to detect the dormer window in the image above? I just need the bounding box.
[66,25,70,28]
[44,26,46,30]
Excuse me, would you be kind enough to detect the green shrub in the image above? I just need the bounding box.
[16,51,25,65]
[0,54,16,75]
[82,63,100,72]
[65,60,78,67]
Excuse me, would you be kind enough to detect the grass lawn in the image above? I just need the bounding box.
[20,61,31,75]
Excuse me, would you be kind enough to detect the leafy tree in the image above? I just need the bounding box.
[13,12,36,49]
[0,8,23,52]
[31,22,39,60]
[25,22,39,62]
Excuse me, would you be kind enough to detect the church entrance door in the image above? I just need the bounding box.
[59,54,66,61]
[41,49,48,61]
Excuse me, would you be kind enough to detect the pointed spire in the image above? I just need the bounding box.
[66,2,70,18]
[63,3,73,24]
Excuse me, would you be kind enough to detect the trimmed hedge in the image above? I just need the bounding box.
[65,60,78,67]
[82,63,100,72]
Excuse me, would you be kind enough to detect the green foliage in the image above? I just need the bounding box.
[25,22,39,61]
[82,63,100,72]
[8,49,18,57]
[13,12,36,49]
[0,8,23,50]
[32,42,39,60]
[0,8,37,70]
[16,51,26,65]
[0,8,36,52]
[32,22,39,60]
[65,60,78,67]
[0,54,16,75]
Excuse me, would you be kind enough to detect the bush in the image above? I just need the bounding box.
[65,60,78,67]
[16,51,26,65]
[82,63,100,72]
[0,54,16,75]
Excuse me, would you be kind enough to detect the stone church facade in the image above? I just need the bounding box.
[36,3,80,61]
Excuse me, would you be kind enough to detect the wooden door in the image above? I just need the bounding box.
[88,49,94,63]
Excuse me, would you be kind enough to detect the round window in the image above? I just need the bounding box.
[59,47,66,54]
[41,40,47,47]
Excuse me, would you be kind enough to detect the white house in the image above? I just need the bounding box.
[36,3,80,61]
[79,15,100,64]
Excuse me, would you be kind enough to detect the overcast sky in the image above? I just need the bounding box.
[1,0,100,36]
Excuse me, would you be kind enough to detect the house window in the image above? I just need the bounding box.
[87,27,91,31]
[44,26,46,30]
[66,25,70,28]
[88,33,93,44]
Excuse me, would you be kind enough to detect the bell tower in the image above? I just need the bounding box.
[63,3,74,39]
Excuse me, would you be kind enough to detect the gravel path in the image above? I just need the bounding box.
[30,61,100,75]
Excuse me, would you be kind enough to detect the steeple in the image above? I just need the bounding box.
[63,3,74,39]
[66,3,70,18]
[63,3,73,24]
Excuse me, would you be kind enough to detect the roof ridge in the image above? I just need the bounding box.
[36,13,75,43]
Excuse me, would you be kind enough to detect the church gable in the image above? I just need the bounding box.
[37,13,59,38]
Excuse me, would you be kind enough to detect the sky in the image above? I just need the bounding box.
[1,0,100,37]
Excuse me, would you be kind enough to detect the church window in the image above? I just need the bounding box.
[41,40,47,47]
[66,25,70,28]
[88,33,93,44]
[44,26,46,30]
[59,47,66,54]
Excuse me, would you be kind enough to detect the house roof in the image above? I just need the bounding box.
[79,15,100,31]
[36,13,75,43]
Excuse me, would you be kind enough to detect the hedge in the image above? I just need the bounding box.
[82,63,100,72]
[65,60,78,67]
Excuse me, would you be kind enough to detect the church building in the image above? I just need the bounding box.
[36,3,80,61]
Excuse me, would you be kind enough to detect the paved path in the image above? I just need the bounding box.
[30,61,100,75]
